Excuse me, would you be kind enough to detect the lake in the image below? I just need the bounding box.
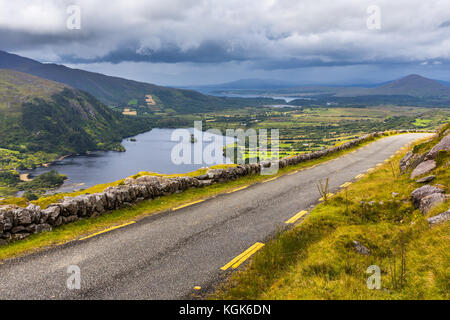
[21,128,235,194]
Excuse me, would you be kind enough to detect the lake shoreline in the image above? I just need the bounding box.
[16,128,234,195]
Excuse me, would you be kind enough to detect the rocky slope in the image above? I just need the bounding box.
[400,124,449,222]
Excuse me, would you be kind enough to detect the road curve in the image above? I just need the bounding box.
[0,133,431,300]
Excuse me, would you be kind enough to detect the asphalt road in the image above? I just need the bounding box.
[0,133,430,300]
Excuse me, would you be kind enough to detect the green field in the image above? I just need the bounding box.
[200,106,449,158]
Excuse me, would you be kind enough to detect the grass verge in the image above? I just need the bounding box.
[210,135,449,300]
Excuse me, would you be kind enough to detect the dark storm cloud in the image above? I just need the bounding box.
[1,0,450,73]
[60,41,249,64]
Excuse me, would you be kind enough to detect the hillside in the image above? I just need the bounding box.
[0,51,277,113]
[0,69,152,169]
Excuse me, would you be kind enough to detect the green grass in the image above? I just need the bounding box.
[211,134,449,300]
[0,134,392,261]
[412,118,433,127]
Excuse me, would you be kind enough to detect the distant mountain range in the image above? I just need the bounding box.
[0,51,277,113]
[207,74,450,103]
[1,50,449,112]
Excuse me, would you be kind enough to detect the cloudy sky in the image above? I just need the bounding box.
[0,0,449,86]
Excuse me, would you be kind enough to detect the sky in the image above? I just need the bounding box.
[0,0,449,86]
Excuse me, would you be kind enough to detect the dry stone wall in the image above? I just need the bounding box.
[0,130,430,245]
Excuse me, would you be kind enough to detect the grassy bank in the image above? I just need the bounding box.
[211,132,449,300]
[0,133,401,261]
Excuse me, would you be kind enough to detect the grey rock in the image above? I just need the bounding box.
[419,193,446,214]
[54,216,63,227]
[195,174,209,181]
[62,216,78,224]
[410,160,436,179]
[35,224,52,233]
[0,239,7,246]
[1,232,11,240]
[11,225,26,234]
[411,185,444,208]
[426,134,450,159]
[400,151,425,173]
[353,241,370,255]
[198,180,214,187]
[207,169,224,180]
[416,175,436,183]
[427,210,450,227]
[14,208,32,225]
[44,205,61,225]
[11,233,31,241]
[60,200,78,217]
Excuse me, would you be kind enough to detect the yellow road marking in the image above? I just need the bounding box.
[367,168,375,173]
[340,182,352,188]
[263,177,278,183]
[221,242,265,271]
[227,185,249,194]
[288,170,299,176]
[172,199,205,211]
[319,193,334,201]
[355,174,365,179]
[285,210,308,224]
[376,163,383,167]
[79,221,136,241]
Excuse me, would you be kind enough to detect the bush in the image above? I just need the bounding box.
[23,191,39,201]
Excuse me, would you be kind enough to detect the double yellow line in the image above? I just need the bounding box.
[285,210,308,224]
[79,221,136,241]
[172,199,205,211]
[340,182,352,188]
[221,242,265,271]
[227,185,249,194]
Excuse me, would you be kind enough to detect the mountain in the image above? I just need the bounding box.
[0,68,152,159]
[0,51,271,113]
[361,74,450,97]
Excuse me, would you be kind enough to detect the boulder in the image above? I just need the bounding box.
[416,175,436,183]
[11,233,30,241]
[207,169,224,180]
[427,210,450,228]
[62,216,78,224]
[14,208,32,225]
[60,200,78,217]
[411,185,444,208]
[419,193,446,214]
[400,152,424,173]
[35,224,52,233]
[426,134,450,159]
[353,241,370,255]
[410,160,436,179]
[44,205,61,225]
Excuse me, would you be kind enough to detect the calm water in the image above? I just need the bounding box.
[21,128,235,194]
